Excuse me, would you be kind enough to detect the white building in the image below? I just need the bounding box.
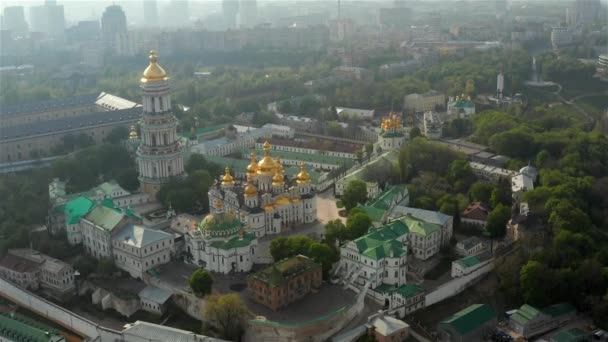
[404,90,445,113]
[254,137,358,160]
[336,107,375,119]
[138,285,172,315]
[455,237,484,256]
[400,214,443,260]
[191,126,270,157]
[389,284,426,317]
[511,171,534,203]
[447,96,476,117]
[469,162,518,181]
[451,255,488,278]
[184,209,258,274]
[422,111,442,140]
[112,224,174,279]
[262,123,294,139]
[379,113,407,151]
[389,206,453,249]
[208,141,317,238]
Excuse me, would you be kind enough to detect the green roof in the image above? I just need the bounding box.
[541,303,576,318]
[84,205,126,231]
[399,215,441,236]
[455,255,482,268]
[209,231,256,250]
[393,284,425,299]
[179,124,225,139]
[96,181,125,196]
[368,185,407,210]
[551,328,587,342]
[353,222,409,260]
[452,99,475,108]
[250,255,321,287]
[64,196,95,224]
[0,313,65,342]
[200,212,244,234]
[511,304,541,325]
[439,304,497,335]
[359,204,386,222]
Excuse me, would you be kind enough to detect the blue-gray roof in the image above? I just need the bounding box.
[390,206,452,226]
[113,224,172,248]
[138,285,172,304]
[0,93,100,117]
[1,107,140,141]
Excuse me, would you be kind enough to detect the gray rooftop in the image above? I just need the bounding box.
[0,107,140,141]
[138,285,172,304]
[390,206,452,226]
[0,93,100,117]
[113,224,173,248]
[122,321,229,342]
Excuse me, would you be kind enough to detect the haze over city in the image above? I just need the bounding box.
[0,1,607,342]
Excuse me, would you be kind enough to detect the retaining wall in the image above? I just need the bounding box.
[425,259,494,307]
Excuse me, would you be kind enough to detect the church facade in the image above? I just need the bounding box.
[208,141,317,238]
[378,113,406,151]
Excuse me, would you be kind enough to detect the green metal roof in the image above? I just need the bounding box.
[64,196,95,224]
[511,304,541,325]
[541,303,576,318]
[179,124,225,139]
[551,328,587,342]
[455,255,482,268]
[439,304,497,335]
[0,313,65,342]
[84,205,125,231]
[358,204,386,222]
[393,284,424,299]
[368,185,407,210]
[452,99,475,108]
[209,231,256,250]
[353,222,409,260]
[250,255,321,287]
[399,215,441,236]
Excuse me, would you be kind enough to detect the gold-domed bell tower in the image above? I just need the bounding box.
[221,166,235,189]
[244,174,259,208]
[136,50,185,197]
[256,140,276,192]
[296,162,312,194]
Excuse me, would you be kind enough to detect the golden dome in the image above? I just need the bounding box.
[263,203,275,211]
[129,125,138,140]
[296,162,311,184]
[290,197,301,203]
[272,170,284,186]
[222,167,234,185]
[246,152,258,175]
[141,50,168,83]
[275,197,290,206]
[244,175,258,197]
[257,141,276,175]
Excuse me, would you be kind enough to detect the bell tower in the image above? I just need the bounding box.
[136,50,185,197]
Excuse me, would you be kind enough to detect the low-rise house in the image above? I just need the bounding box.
[401,214,442,260]
[121,320,229,342]
[461,202,489,229]
[248,255,322,311]
[451,254,489,278]
[367,311,410,342]
[389,206,453,249]
[7,249,75,300]
[437,304,497,342]
[389,283,426,317]
[138,285,172,315]
[509,303,577,338]
[0,254,40,290]
[455,237,484,256]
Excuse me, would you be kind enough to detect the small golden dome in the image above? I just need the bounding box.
[272,170,284,186]
[257,141,276,175]
[246,152,258,175]
[244,175,258,197]
[290,197,301,203]
[222,166,234,185]
[263,203,275,211]
[141,50,168,83]
[129,125,138,139]
[296,162,311,184]
[275,197,290,206]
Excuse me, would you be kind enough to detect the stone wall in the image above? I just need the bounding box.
[425,259,494,307]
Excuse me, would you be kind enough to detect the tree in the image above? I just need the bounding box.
[115,168,140,192]
[447,159,475,192]
[342,179,368,212]
[269,237,290,261]
[189,269,213,297]
[520,260,557,307]
[464,79,475,96]
[204,294,250,341]
[324,219,347,245]
[469,182,494,204]
[345,211,372,240]
[104,126,129,144]
[486,204,510,238]
[365,143,374,157]
[307,242,336,278]
[436,194,459,216]
[409,127,422,140]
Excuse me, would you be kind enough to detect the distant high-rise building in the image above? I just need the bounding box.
[223,0,239,30]
[570,0,601,28]
[65,20,100,43]
[143,0,159,27]
[427,12,441,41]
[29,0,65,40]
[497,72,504,99]
[3,6,28,38]
[101,5,127,47]
[378,6,411,30]
[239,0,258,29]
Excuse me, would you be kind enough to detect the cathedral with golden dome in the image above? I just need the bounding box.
[207,140,317,238]
[378,112,406,151]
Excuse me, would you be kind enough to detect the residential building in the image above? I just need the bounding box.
[450,24,497,41]
[208,142,317,238]
[112,224,174,279]
[379,113,407,151]
[143,0,159,28]
[422,111,442,140]
[2,6,28,38]
[184,209,257,274]
[570,0,601,28]
[7,249,75,300]
[80,203,138,259]
[238,0,257,28]
[389,206,453,249]
[274,113,317,132]
[138,285,172,315]
[115,32,137,57]
[367,311,410,342]
[101,5,127,48]
[248,255,322,311]
[447,96,476,117]
[136,50,185,197]
[551,26,573,50]
[0,313,67,342]
[389,283,426,317]
[0,254,40,290]
[404,90,445,114]
[338,220,409,290]
[437,304,497,342]
[461,202,489,229]
[336,107,375,120]
[401,214,443,260]
[509,303,577,338]
[550,327,589,342]
[455,237,484,256]
[66,20,100,43]
[451,254,490,278]
[29,0,65,40]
